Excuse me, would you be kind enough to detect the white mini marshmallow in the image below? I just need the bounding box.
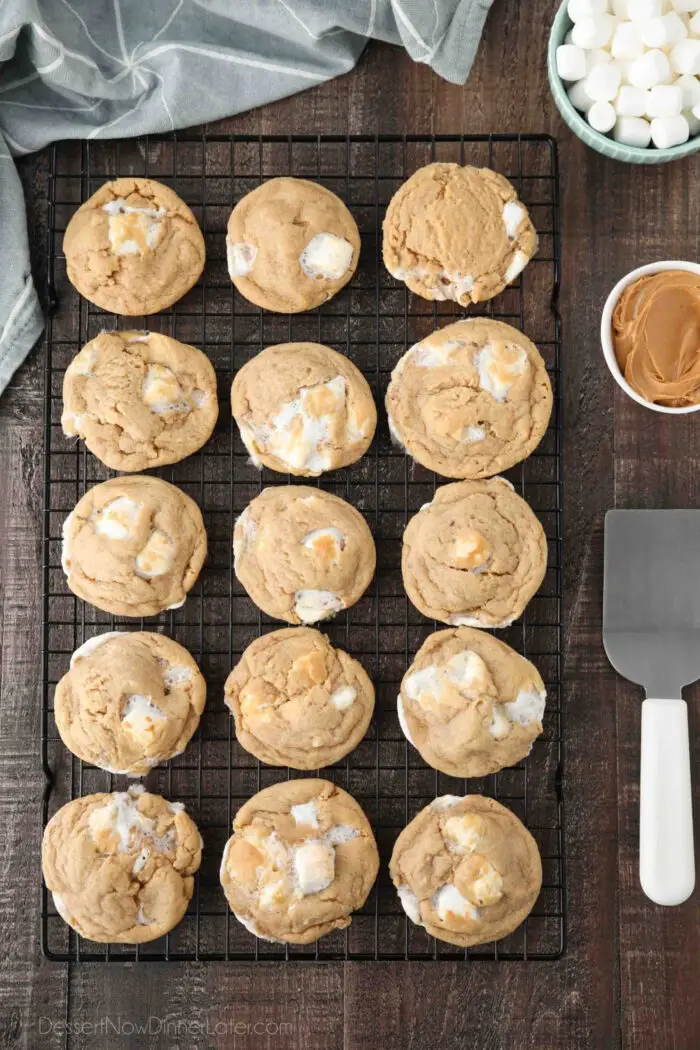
[325,824,358,846]
[103,199,166,256]
[670,37,700,74]
[301,526,345,560]
[132,847,150,874]
[638,12,687,47]
[586,47,614,71]
[571,13,618,48]
[568,79,594,111]
[226,240,257,278]
[556,43,588,81]
[142,363,188,415]
[94,495,141,540]
[293,841,335,895]
[672,0,700,12]
[685,108,700,134]
[396,694,415,746]
[294,589,344,624]
[121,693,167,744]
[329,685,356,710]
[291,800,319,828]
[443,814,484,853]
[613,114,653,144]
[266,375,346,475]
[588,100,618,130]
[612,0,629,15]
[69,344,97,377]
[299,232,353,280]
[88,788,156,852]
[162,665,192,688]
[464,425,486,442]
[569,0,610,19]
[502,200,526,239]
[627,0,662,19]
[503,250,530,284]
[586,61,623,100]
[411,338,462,367]
[70,631,122,665]
[650,112,690,144]
[674,74,700,111]
[694,99,700,118]
[135,529,173,578]
[611,20,645,59]
[627,48,671,88]
[646,83,683,116]
[615,84,651,115]
[474,341,527,401]
[431,883,480,923]
[505,687,547,726]
[396,884,422,925]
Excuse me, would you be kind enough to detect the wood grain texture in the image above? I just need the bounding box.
[1,0,698,1046]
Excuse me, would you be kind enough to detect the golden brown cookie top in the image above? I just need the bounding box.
[42,787,202,944]
[386,319,552,479]
[220,778,379,943]
[401,478,547,627]
[225,627,374,769]
[383,163,537,306]
[389,795,542,947]
[63,177,205,315]
[231,342,376,476]
[398,628,545,778]
[62,330,218,472]
[54,631,206,776]
[234,486,376,625]
[226,178,360,312]
[62,475,207,617]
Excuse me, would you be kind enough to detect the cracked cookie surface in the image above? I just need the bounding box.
[234,486,375,625]
[383,163,537,306]
[225,627,374,769]
[62,330,218,471]
[386,319,552,479]
[226,177,360,312]
[63,177,205,315]
[231,342,376,476]
[220,778,378,943]
[42,786,202,943]
[62,475,207,617]
[401,478,547,627]
[55,632,206,776]
[390,794,542,947]
[398,627,546,778]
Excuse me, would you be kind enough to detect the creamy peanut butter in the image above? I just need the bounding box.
[612,270,700,407]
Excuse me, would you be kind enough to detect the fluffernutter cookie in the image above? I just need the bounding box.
[220,779,379,943]
[62,330,218,471]
[42,786,202,944]
[63,177,205,315]
[390,795,542,947]
[226,177,360,312]
[386,319,552,479]
[225,628,374,769]
[55,632,206,776]
[401,478,547,627]
[62,475,207,617]
[231,342,376,476]
[234,486,375,624]
[383,163,537,306]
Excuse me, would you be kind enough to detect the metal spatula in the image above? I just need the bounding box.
[603,510,696,906]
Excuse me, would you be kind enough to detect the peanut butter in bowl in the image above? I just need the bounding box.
[612,270,700,409]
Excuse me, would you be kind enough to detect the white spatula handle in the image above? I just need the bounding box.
[640,698,695,906]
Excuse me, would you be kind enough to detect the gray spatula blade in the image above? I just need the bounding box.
[604,509,700,698]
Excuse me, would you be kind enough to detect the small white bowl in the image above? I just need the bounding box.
[600,260,700,415]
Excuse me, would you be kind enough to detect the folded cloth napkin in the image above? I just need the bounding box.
[0,0,495,394]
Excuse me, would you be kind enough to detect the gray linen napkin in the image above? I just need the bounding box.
[0,0,494,393]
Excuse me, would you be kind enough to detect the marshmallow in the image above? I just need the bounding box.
[586,60,623,99]
[301,526,345,564]
[293,589,344,623]
[684,108,700,134]
[650,112,691,144]
[162,664,192,688]
[121,693,166,744]
[503,250,529,284]
[671,0,700,11]
[142,363,187,414]
[397,885,422,925]
[467,860,505,907]
[299,233,353,280]
[443,813,485,853]
[70,631,122,665]
[615,84,651,113]
[613,114,653,143]
[627,48,671,87]
[505,688,547,726]
[568,78,594,110]
[612,0,629,14]
[226,240,257,278]
[646,82,684,115]
[586,47,614,71]
[431,883,480,923]
[329,685,356,710]
[135,529,173,578]
[611,20,645,58]
[674,73,700,110]
[474,341,528,400]
[94,495,141,540]
[572,13,618,48]
[588,99,618,129]
[639,12,687,47]
[293,841,335,895]
[694,99,700,118]
[291,801,319,828]
[568,0,610,17]
[103,199,165,256]
[670,38,700,73]
[502,200,526,239]
[69,344,97,377]
[557,44,588,80]
[627,0,662,19]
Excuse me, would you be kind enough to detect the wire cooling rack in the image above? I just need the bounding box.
[41,134,564,962]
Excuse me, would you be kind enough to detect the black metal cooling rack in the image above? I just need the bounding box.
[41,134,564,962]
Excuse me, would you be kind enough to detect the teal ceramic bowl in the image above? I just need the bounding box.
[548,0,700,164]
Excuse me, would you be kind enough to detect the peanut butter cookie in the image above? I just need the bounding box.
[42,786,202,944]
[390,795,542,947]
[55,632,206,776]
[231,342,376,475]
[220,778,378,943]
[63,177,205,315]
[226,178,360,312]
[234,486,375,624]
[397,628,546,778]
[401,478,547,627]
[225,628,374,769]
[62,330,218,471]
[383,163,537,306]
[386,319,552,479]
[62,476,207,617]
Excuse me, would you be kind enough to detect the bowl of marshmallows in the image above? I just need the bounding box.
[548,0,700,162]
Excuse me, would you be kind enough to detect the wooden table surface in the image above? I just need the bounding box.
[1,1,698,1047]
